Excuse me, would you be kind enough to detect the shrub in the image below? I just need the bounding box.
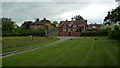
[81,30,109,36]
[106,27,111,30]
[108,30,120,40]
[114,25,120,31]
[2,30,45,37]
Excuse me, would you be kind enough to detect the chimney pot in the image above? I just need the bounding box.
[71,17,74,21]
[43,18,46,20]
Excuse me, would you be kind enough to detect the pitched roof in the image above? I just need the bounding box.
[32,18,51,25]
[74,20,87,26]
[88,24,100,26]
[58,20,87,27]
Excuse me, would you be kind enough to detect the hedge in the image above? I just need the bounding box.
[2,30,45,37]
[108,30,120,40]
[81,30,109,36]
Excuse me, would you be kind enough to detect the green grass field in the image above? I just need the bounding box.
[3,37,119,66]
[2,36,58,53]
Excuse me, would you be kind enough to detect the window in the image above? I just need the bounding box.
[93,26,96,28]
[69,24,72,26]
[73,29,77,32]
[73,24,77,27]
[68,28,71,32]
[63,24,67,27]
[63,29,66,32]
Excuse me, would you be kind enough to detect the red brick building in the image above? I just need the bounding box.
[87,24,100,31]
[58,20,87,36]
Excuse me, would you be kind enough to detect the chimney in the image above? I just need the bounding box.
[43,18,46,20]
[71,17,74,21]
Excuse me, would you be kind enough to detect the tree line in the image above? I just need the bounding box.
[1,17,58,36]
[1,15,84,33]
[1,6,120,39]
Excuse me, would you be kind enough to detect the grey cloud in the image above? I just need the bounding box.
[2,2,91,25]
[0,2,2,18]
[2,0,115,2]
[2,2,118,26]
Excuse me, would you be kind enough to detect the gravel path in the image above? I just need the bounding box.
[1,36,83,58]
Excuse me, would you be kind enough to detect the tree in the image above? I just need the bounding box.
[35,18,39,22]
[44,24,51,31]
[104,6,120,25]
[44,24,52,34]
[21,21,33,30]
[0,19,2,30]
[73,15,84,20]
[52,21,58,27]
[114,25,119,31]
[2,17,15,31]
[118,22,120,25]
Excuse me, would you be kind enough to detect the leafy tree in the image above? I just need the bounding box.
[35,18,39,22]
[118,22,120,25]
[2,17,15,31]
[14,24,20,29]
[103,21,111,26]
[21,21,33,30]
[0,19,2,29]
[44,24,51,31]
[114,25,119,31]
[52,21,58,27]
[73,15,84,20]
[104,6,120,25]
[44,24,52,34]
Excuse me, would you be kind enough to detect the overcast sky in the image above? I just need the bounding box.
[1,0,118,26]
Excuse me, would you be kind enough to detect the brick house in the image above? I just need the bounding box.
[87,24,100,31]
[30,18,52,30]
[58,20,87,36]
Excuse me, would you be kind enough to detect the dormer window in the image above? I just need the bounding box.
[73,24,77,27]
[63,24,67,27]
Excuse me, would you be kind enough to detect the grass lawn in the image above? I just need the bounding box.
[0,42,1,55]
[0,58,1,67]
[3,37,119,66]
[2,36,59,53]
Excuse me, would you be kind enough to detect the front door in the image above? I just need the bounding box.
[79,28,82,32]
[69,32,71,36]
[79,27,83,32]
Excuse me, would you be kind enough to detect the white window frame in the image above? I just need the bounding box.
[93,26,96,28]
[73,29,77,32]
[63,24,67,27]
[73,24,77,27]
[63,29,66,32]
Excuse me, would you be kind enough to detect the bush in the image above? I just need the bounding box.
[114,25,119,31]
[108,30,120,40]
[81,30,109,36]
[106,27,111,30]
[2,30,45,37]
